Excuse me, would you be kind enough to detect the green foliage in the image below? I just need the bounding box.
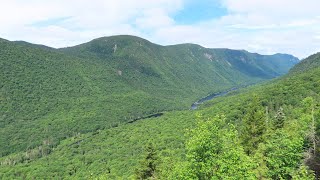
[274,107,285,129]
[1,61,319,178]
[174,114,255,179]
[241,95,266,155]
[0,111,195,179]
[291,165,315,180]
[290,52,320,73]
[264,128,304,179]
[0,35,297,157]
[5,35,320,179]
[135,143,158,179]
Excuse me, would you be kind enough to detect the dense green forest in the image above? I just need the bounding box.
[1,35,319,179]
[0,35,298,158]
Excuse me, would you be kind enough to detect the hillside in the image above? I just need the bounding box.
[0,35,298,158]
[61,35,298,80]
[289,52,320,73]
[0,51,318,179]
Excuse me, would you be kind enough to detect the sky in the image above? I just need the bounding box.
[0,0,320,59]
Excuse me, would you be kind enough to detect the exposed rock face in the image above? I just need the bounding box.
[204,53,213,61]
[113,44,117,53]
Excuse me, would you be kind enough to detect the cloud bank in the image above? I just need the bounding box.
[1,0,319,58]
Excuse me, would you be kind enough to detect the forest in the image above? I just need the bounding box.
[0,36,319,179]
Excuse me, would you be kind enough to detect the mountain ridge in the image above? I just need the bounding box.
[0,35,299,157]
[289,52,320,73]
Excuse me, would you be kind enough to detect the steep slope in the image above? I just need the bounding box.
[263,53,300,74]
[61,35,299,81]
[289,52,320,73]
[0,35,298,157]
[60,35,300,106]
[1,52,318,179]
[206,49,298,77]
[0,38,181,157]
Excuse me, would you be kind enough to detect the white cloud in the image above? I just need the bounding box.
[222,0,319,19]
[219,0,320,58]
[0,0,183,46]
[135,8,174,30]
[0,0,319,58]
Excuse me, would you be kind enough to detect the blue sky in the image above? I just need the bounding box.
[0,0,320,59]
[174,0,227,24]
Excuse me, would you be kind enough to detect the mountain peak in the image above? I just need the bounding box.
[89,35,155,46]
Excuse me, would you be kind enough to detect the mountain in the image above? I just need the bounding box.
[289,52,320,73]
[0,35,298,157]
[61,35,299,79]
[0,49,317,179]
[13,40,54,51]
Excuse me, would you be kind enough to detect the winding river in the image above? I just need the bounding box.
[191,87,239,110]
[124,86,246,124]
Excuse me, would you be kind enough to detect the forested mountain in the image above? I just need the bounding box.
[61,35,298,79]
[290,52,320,73]
[0,35,298,158]
[0,35,304,179]
[1,49,318,179]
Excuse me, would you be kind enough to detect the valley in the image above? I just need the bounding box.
[0,35,298,157]
[2,1,320,179]
[1,35,320,179]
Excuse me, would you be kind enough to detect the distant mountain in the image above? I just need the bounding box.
[61,35,299,79]
[206,49,299,77]
[0,35,298,156]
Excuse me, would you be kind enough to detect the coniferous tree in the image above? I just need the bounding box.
[274,106,285,129]
[241,95,266,155]
[135,143,158,179]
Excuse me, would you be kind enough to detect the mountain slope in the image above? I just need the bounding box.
[61,35,299,81]
[0,38,179,157]
[289,52,320,73]
[0,35,298,157]
[60,35,300,106]
[0,51,318,179]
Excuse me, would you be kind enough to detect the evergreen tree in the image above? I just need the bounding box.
[241,95,266,155]
[274,106,285,129]
[135,143,158,179]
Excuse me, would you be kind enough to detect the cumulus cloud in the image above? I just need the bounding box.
[218,0,320,58]
[151,0,320,58]
[135,8,174,30]
[0,0,319,58]
[0,0,183,46]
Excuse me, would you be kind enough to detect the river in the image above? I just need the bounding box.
[191,87,239,110]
